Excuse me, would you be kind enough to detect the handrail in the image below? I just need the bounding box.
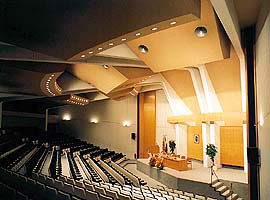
[76,154,92,181]
[210,165,219,184]
[11,146,39,172]
[111,161,140,187]
[100,160,125,185]
[0,143,26,159]
[87,156,109,182]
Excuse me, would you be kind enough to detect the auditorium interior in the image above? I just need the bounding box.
[0,0,269,200]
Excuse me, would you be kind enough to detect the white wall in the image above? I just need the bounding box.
[156,90,176,151]
[256,4,270,199]
[58,96,137,159]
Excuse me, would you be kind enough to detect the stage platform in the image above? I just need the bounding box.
[137,159,248,199]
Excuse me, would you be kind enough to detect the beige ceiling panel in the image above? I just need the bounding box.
[114,66,154,79]
[162,70,201,114]
[205,46,242,112]
[67,64,127,94]
[127,0,230,72]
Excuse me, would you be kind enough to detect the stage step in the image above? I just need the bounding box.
[222,189,233,198]
[212,179,219,185]
[227,193,239,200]
[217,185,228,193]
[212,181,224,190]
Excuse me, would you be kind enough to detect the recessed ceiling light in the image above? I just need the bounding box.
[103,65,109,69]
[138,45,149,54]
[194,26,208,38]
[135,33,141,36]
[151,27,158,31]
[89,51,93,54]
[109,43,114,46]
[121,38,127,41]
[81,54,85,58]
[170,21,177,25]
[98,47,103,50]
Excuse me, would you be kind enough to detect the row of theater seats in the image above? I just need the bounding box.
[66,151,83,180]
[35,172,218,200]
[110,162,146,186]
[0,165,219,200]
[78,155,103,182]
[0,143,34,169]
[49,148,62,178]
[0,132,219,200]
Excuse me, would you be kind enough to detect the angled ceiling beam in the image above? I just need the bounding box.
[210,0,246,112]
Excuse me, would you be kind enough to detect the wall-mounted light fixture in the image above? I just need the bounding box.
[62,114,71,121]
[194,26,208,38]
[122,120,131,127]
[90,118,98,124]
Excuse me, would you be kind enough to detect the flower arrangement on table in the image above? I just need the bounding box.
[148,153,164,170]
[148,153,156,167]
[155,157,164,170]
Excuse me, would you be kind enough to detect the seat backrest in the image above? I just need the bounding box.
[85,182,95,191]
[45,185,57,199]
[168,192,179,197]
[59,176,67,182]
[16,191,29,200]
[85,189,99,200]
[66,177,75,185]
[73,185,86,199]
[71,196,81,200]
[162,194,174,200]
[74,180,84,188]
[118,193,131,200]
[46,176,55,187]
[55,179,64,190]
[63,182,74,194]
[184,192,194,198]
[195,194,206,200]
[174,190,183,195]
[58,190,72,200]
[95,185,106,195]
[152,191,161,197]
[105,189,118,200]
[99,194,113,200]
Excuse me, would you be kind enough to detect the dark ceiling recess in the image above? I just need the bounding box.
[0,0,200,59]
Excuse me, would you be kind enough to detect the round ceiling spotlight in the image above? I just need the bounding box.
[138,45,149,54]
[194,26,208,38]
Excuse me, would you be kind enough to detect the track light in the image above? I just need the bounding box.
[194,26,208,38]
[138,45,149,54]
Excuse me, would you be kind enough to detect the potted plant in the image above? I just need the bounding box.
[169,140,176,154]
[206,144,217,165]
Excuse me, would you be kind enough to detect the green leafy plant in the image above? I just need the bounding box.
[169,140,176,154]
[206,144,217,165]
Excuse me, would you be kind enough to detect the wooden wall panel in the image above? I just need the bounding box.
[220,126,244,167]
[139,91,156,158]
[187,126,203,161]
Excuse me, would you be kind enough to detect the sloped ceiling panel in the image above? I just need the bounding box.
[162,70,201,114]
[67,64,127,94]
[114,66,153,79]
[127,0,230,72]
[205,46,242,112]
